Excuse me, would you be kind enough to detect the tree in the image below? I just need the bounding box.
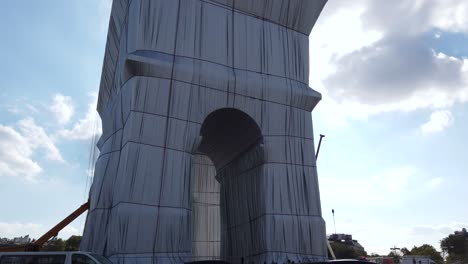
[65,235,82,251]
[330,242,367,259]
[401,247,411,256]
[388,251,401,264]
[41,238,65,251]
[409,244,443,264]
[441,232,468,263]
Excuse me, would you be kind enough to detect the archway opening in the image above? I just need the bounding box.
[191,108,263,261]
[198,108,263,170]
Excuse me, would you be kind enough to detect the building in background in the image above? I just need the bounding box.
[454,228,468,237]
[401,256,435,264]
[0,235,31,248]
[12,235,31,245]
[367,256,395,264]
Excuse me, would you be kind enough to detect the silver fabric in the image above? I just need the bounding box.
[82,1,328,263]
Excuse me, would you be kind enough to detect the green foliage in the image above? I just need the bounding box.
[401,247,411,256]
[65,235,82,251]
[409,244,443,264]
[441,233,468,263]
[41,236,82,252]
[330,242,367,259]
[387,251,401,264]
[41,238,65,251]
[387,245,442,264]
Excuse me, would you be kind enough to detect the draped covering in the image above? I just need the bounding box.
[81,1,328,263]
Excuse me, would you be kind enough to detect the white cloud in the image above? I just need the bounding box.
[426,177,444,189]
[425,1,468,33]
[0,125,42,182]
[0,222,43,239]
[325,40,468,106]
[0,118,64,182]
[420,110,454,134]
[18,118,63,162]
[58,95,102,140]
[361,0,468,34]
[50,94,74,125]
[60,225,81,239]
[309,3,382,127]
[309,1,468,127]
[309,5,383,86]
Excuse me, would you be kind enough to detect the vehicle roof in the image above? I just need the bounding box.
[184,261,231,264]
[305,260,373,264]
[329,260,372,262]
[0,251,92,255]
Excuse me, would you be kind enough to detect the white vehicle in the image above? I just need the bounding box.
[0,251,112,264]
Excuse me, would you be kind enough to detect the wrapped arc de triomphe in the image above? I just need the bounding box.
[81,1,328,263]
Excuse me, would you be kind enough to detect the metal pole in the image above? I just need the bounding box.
[390,246,400,263]
[332,209,336,234]
[315,134,325,159]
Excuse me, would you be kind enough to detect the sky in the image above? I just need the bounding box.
[0,0,467,256]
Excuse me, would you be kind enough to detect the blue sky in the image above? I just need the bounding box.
[0,0,110,238]
[1,0,467,256]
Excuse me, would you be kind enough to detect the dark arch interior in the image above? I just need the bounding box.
[197,108,263,170]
